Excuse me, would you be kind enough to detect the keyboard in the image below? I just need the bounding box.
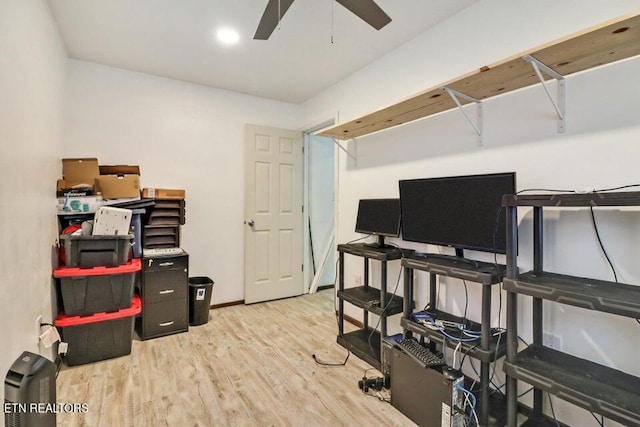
[395,338,446,369]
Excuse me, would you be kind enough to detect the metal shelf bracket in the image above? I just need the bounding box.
[332,137,357,161]
[442,87,483,146]
[523,55,566,133]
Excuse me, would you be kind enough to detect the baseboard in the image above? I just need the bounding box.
[342,313,364,329]
[210,300,244,309]
[317,284,335,291]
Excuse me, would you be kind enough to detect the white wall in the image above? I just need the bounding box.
[64,60,302,304]
[302,1,640,426]
[0,0,67,414]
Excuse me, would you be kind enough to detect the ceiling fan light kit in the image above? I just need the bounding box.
[253,0,392,40]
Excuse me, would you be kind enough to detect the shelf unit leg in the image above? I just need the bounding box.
[428,273,438,352]
[506,205,519,427]
[532,296,543,418]
[364,257,369,288]
[480,361,490,426]
[363,257,369,331]
[429,272,437,309]
[479,285,492,426]
[506,290,518,427]
[403,267,413,339]
[533,207,543,274]
[481,286,491,353]
[338,251,344,337]
[533,206,544,417]
[380,261,388,339]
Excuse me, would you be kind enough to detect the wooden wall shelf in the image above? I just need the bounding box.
[318,11,640,140]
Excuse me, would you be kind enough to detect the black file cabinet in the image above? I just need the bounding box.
[137,251,189,339]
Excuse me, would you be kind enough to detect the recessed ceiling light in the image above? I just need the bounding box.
[216,28,239,45]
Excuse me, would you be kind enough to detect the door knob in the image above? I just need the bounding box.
[246,219,255,227]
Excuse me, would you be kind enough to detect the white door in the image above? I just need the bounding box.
[244,124,303,304]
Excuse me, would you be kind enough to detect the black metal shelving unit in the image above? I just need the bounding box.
[503,191,640,427]
[401,254,507,427]
[336,243,410,370]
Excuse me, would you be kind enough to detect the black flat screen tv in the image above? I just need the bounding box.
[399,172,516,254]
[355,198,401,248]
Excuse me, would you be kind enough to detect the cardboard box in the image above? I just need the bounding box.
[57,196,101,214]
[56,179,95,197]
[62,158,100,188]
[142,188,185,200]
[99,165,140,176]
[97,165,140,199]
[97,176,140,199]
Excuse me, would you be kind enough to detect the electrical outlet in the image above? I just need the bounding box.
[354,275,362,286]
[35,315,42,344]
[543,333,562,350]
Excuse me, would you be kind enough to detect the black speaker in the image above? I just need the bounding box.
[4,351,56,427]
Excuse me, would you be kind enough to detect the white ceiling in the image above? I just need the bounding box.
[49,0,478,103]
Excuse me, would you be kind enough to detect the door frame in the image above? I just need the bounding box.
[302,119,337,293]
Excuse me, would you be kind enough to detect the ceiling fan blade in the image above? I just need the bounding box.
[335,0,391,30]
[336,0,391,30]
[253,0,296,40]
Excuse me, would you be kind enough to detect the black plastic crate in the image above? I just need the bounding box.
[53,259,141,316]
[54,296,141,366]
[60,234,132,267]
[130,209,145,258]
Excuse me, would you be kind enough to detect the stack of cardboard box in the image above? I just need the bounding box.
[57,157,186,249]
[57,158,141,214]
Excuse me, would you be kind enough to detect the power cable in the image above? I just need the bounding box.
[589,206,618,283]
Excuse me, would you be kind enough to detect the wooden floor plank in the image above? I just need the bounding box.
[56,290,415,426]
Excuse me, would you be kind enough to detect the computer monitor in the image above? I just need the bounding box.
[355,198,401,248]
[398,172,516,255]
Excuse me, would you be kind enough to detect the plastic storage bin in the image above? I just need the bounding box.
[188,276,214,326]
[60,234,132,268]
[54,296,141,366]
[53,259,141,316]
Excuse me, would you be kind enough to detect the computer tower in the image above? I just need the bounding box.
[391,347,465,427]
[4,351,56,427]
[381,333,403,377]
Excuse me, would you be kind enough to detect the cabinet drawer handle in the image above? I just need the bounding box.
[159,262,174,267]
[159,289,175,295]
[159,321,175,327]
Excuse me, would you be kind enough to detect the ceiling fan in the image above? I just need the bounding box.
[253,0,392,40]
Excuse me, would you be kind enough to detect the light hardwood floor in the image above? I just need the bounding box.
[56,290,415,426]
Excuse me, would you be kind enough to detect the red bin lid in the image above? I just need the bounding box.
[53,258,141,277]
[54,295,141,327]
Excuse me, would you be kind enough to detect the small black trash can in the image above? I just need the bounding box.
[188,276,214,326]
